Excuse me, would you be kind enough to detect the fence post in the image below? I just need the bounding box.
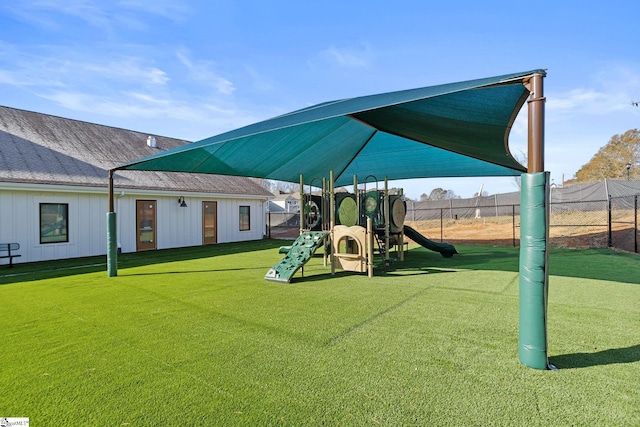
[512,204,516,247]
[635,195,638,253]
[607,196,612,247]
[440,208,444,242]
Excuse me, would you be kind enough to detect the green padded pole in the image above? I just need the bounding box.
[519,171,550,369]
[107,212,118,277]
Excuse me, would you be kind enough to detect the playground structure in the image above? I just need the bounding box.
[265,173,457,283]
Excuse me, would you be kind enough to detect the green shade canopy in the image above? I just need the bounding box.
[117,70,545,186]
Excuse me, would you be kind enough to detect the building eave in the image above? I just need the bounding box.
[0,180,271,200]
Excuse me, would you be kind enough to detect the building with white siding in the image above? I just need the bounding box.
[0,106,272,265]
[268,191,300,213]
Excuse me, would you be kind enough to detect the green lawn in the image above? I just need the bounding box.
[1,241,638,426]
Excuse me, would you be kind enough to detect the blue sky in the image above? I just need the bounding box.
[1,0,639,198]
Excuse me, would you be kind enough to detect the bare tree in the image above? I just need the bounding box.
[253,179,301,194]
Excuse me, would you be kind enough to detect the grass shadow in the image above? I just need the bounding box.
[381,267,458,277]
[120,265,271,277]
[398,246,520,273]
[0,239,284,285]
[550,344,640,369]
[403,245,640,285]
[3,240,639,286]
[286,269,357,283]
[285,261,457,284]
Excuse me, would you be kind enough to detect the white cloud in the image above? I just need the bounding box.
[117,0,191,22]
[175,51,192,68]
[39,89,241,123]
[176,51,236,95]
[243,65,275,92]
[84,59,170,85]
[0,38,252,139]
[1,3,61,30]
[4,0,113,32]
[548,88,613,114]
[0,43,169,88]
[2,0,190,34]
[320,44,373,68]
[0,44,67,87]
[212,78,235,96]
[548,67,640,117]
[0,69,28,86]
[127,92,171,105]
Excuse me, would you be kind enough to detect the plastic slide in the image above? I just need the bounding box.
[265,231,329,283]
[403,225,458,258]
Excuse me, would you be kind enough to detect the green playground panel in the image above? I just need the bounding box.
[265,231,329,283]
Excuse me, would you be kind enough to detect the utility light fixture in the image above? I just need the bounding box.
[178,196,188,207]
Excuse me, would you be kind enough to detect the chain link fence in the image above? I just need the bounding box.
[265,180,640,253]
[609,195,639,253]
[265,211,300,239]
[404,195,639,253]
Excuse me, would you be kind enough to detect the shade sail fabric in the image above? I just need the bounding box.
[117,70,545,187]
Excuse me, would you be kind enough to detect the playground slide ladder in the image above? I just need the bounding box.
[373,232,398,270]
[265,231,329,283]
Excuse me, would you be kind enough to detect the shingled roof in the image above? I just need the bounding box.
[0,106,272,196]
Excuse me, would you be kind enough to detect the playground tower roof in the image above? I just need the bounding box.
[116,70,545,187]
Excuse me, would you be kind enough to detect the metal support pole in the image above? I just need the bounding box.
[384,177,390,262]
[107,169,117,277]
[398,188,405,262]
[519,72,550,370]
[299,174,305,277]
[353,175,359,223]
[512,204,516,247]
[322,177,328,232]
[367,217,373,278]
[323,177,328,267]
[330,170,336,275]
[527,73,545,172]
[299,174,304,235]
[108,169,115,213]
[608,196,612,247]
[635,195,638,253]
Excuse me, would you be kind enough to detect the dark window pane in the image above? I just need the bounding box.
[40,203,69,244]
[239,206,250,231]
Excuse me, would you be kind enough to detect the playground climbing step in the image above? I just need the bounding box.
[265,231,329,283]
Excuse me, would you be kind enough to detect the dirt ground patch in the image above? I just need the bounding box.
[406,211,638,251]
[266,211,638,252]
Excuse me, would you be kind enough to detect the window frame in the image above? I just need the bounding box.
[239,205,251,231]
[39,202,69,244]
